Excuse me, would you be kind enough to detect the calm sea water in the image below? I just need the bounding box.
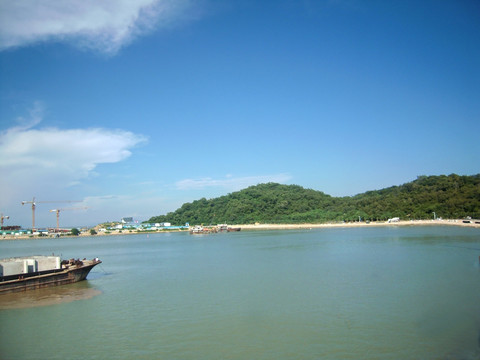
[1,226,479,360]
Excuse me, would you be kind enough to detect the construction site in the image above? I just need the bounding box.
[1,197,86,236]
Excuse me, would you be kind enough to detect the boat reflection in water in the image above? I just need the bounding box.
[0,281,102,309]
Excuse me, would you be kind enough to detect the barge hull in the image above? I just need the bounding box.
[0,261,100,294]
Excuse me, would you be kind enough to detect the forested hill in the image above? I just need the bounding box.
[147,174,480,225]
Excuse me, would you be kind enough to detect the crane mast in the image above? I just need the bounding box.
[1,213,10,228]
[22,197,81,232]
[50,207,87,231]
[21,197,36,231]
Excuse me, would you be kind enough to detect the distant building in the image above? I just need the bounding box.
[121,217,134,224]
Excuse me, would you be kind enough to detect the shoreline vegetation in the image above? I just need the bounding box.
[1,219,478,241]
[2,175,479,241]
[148,176,480,226]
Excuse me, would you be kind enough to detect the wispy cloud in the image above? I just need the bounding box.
[0,102,147,205]
[78,194,175,225]
[176,174,292,191]
[0,0,195,54]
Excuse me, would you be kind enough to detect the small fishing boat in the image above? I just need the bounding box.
[0,256,101,294]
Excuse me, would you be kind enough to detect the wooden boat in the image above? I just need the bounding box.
[0,256,101,294]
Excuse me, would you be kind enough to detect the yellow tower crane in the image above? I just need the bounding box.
[1,213,10,228]
[21,197,81,232]
[50,207,88,231]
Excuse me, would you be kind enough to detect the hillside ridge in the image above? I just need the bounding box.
[147,174,480,224]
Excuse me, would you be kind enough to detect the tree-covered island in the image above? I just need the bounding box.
[147,174,480,225]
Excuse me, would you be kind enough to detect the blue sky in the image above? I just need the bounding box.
[0,0,479,228]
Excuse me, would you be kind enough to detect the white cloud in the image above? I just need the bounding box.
[176,174,292,191]
[0,0,194,54]
[0,103,147,209]
[1,126,146,176]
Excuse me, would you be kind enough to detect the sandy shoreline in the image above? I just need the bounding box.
[1,219,478,241]
[237,219,480,230]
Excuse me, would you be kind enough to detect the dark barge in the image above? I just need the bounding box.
[0,256,101,294]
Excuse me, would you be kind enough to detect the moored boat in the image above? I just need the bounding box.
[0,256,101,294]
[189,225,218,234]
[189,224,241,234]
[227,227,241,232]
